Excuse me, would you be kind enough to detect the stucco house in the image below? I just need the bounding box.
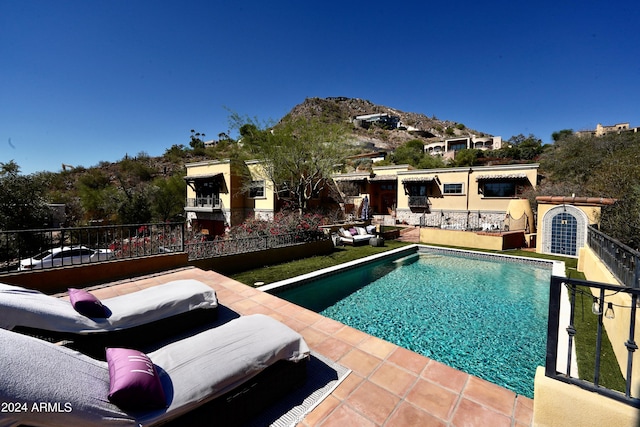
[185,157,541,239]
[184,158,339,235]
[183,159,277,235]
[424,135,503,159]
[334,163,539,227]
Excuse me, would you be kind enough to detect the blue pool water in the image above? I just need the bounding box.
[276,250,551,398]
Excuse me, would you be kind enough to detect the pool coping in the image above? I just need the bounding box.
[258,244,566,294]
[257,245,418,293]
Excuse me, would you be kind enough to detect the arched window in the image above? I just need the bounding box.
[541,205,589,257]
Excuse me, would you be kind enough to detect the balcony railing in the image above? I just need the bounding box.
[185,231,327,260]
[546,276,640,407]
[1,222,329,272]
[417,210,529,233]
[185,196,222,210]
[408,196,430,208]
[588,225,640,288]
[0,223,185,273]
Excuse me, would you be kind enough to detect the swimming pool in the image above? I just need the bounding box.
[265,246,560,398]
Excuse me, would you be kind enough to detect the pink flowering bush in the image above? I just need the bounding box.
[184,210,329,259]
[228,211,325,239]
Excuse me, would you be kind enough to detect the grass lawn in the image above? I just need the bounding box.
[229,240,626,392]
[229,240,410,286]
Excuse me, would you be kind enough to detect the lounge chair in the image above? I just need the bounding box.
[0,314,309,427]
[337,226,376,245]
[0,280,218,356]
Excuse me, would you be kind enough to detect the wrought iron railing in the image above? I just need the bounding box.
[588,225,640,288]
[418,210,529,233]
[185,195,222,209]
[185,231,327,260]
[546,276,640,407]
[2,223,329,271]
[408,196,430,208]
[0,223,185,273]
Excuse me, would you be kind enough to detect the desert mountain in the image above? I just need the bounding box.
[282,97,492,152]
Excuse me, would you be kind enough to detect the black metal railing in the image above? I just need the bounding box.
[546,276,640,407]
[0,223,185,273]
[418,211,529,233]
[1,223,329,272]
[185,231,327,260]
[408,196,430,208]
[588,225,640,288]
[185,196,221,209]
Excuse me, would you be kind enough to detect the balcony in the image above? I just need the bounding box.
[408,196,430,208]
[185,196,222,212]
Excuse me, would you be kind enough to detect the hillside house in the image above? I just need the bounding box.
[424,135,503,159]
[184,159,339,236]
[575,122,639,137]
[186,157,540,236]
[352,113,400,129]
[334,163,539,227]
[184,159,278,235]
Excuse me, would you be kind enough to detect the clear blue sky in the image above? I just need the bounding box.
[2,0,639,174]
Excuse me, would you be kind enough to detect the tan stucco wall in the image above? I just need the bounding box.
[371,164,410,176]
[246,162,275,213]
[578,246,640,392]
[578,245,620,284]
[533,367,638,427]
[185,160,278,224]
[185,160,233,209]
[535,203,601,254]
[396,164,539,212]
[419,228,525,250]
[533,245,640,425]
[506,199,536,233]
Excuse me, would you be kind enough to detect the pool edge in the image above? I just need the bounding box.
[259,244,566,294]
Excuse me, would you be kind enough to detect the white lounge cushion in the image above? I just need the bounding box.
[0,314,310,427]
[339,228,352,237]
[0,280,218,334]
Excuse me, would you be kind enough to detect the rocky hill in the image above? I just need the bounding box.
[282,97,492,152]
[53,97,495,186]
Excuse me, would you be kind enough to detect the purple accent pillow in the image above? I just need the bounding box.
[68,288,109,318]
[348,228,358,236]
[106,348,166,410]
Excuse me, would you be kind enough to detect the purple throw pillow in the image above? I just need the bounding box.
[68,288,109,318]
[106,348,167,410]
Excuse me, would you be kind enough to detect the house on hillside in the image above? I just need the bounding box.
[352,113,400,129]
[424,135,503,159]
[183,159,278,235]
[184,159,339,236]
[396,163,538,226]
[334,163,540,227]
[334,165,408,220]
[575,122,639,137]
[185,157,540,237]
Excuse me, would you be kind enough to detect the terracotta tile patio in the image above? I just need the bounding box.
[89,266,534,426]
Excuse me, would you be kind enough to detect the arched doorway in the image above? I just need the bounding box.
[541,205,588,257]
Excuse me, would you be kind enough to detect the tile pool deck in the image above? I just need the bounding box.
[89,266,534,426]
